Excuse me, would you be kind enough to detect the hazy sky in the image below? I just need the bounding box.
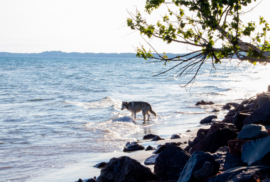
[0,0,269,53]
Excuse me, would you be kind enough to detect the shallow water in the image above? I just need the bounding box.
[0,57,269,181]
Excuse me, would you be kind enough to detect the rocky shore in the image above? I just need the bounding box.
[76,87,270,182]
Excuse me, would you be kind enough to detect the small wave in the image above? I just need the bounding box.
[29,99,52,102]
[85,119,141,141]
[65,97,122,109]
[176,111,206,115]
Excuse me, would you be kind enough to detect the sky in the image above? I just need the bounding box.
[0,0,269,53]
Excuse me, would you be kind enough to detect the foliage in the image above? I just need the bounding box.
[127,0,270,85]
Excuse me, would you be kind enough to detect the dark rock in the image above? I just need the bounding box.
[212,147,246,171]
[153,143,181,154]
[145,145,156,151]
[144,154,159,165]
[222,116,234,123]
[242,136,270,166]
[208,166,270,182]
[93,162,107,168]
[171,134,181,139]
[244,101,270,126]
[123,142,145,152]
[206,122,237,137]
[186,130,191,132]
[154,145,190,180]
[228,139,251,156]
[237,124,268,140]
[87,177,96,182]
[200,115,217,124]
[183,141,187,144]
[184,129,209,152]
[268,128,270,136]
[195,100,214,106]
[233,112,250,131]
[97,156,157,182]
[147,181,177,182]
[151,135,165,141]
[257,92,270,108]
[223,102,240,110]
[193,161,215,180]
[77,179,83,182]
[177,151,219,182]
[153,145,167,154]
[190,128,237,154]
[143,134,157,140]
[211,109,219,112]
[225,110,237,118]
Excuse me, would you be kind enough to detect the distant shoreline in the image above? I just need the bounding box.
[0,51,181,59]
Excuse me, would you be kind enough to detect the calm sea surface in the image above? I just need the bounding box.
[0,57,269,181]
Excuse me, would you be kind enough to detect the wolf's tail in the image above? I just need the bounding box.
[149,106,157,117]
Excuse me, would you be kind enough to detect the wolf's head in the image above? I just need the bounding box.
[121,101,128,110]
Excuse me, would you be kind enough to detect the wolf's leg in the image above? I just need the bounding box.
[134,112,136,119]
[142,110,146,123]
[147,113,150,121]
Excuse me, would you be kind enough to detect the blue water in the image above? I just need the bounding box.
[0,57,269,181]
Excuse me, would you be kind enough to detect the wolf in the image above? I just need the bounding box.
[121,101,157,122]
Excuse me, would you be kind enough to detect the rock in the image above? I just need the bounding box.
[268,85,270,92]
[153,143,181,154]
[212,147,246,171]
[184,129,209,152]
[183,141,187,144]
[211,109,219,112]
[154,145,190,180]
[241,136,270,166]
[197,128,209,138]
[208,166,270,182]
[151,135,165,141]
[123,142,145,152]
[153,145,167,154]
[257,92,270,108]
[87,177,96,182]
[93,162,107,168]
[97,156,157,182]
[225,110,237,118]
[143,134,157,140]
[77,179,83,182]
[223,102,240,110]
[145,145,156,151]
[244,101,270,126]
[177,151,219,182]
[233,112,250,131]
[144,154,159,165]
[195,100,214,106]
[206,122,237,137]
[186,130,191,132]
[190,128,237,154]
[200,115,217,124]
[221,116,234,124]
[193,161,215,180]
[237,124,268,140]
[268,128,270,136]
[228,139,251,156]
[171,134,181,139]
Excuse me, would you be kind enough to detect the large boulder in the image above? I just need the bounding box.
[257,92,270,108]
[241,136,270,166]
[154,145,190,180]
[237,124,268,140]
[190,128,237,154]
[97,156,157,182]
[185,129,209,152]
[206,122,237,137]
[144,154,159,165]
[244,101,270,126]
[123,142,145,152]
[228,139,251,156]
[199,115,217,124]
[222,102,239,110]
[151,135,165,141]
[208,166,270,182]
[233,112,250,131]
[177,151,219,182]
[212,147,246,171]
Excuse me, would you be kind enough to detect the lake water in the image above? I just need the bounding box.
[0,57,269,181]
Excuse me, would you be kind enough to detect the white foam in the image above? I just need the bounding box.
[65,97,122,109]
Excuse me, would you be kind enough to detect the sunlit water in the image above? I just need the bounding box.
[0,57,269,181]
